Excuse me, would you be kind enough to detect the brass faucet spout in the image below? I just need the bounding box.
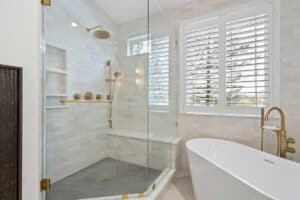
[264,107,286,130]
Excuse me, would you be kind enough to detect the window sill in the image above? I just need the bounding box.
[180,111,279,119]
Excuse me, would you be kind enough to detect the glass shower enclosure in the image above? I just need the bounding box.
[42,0,175,199]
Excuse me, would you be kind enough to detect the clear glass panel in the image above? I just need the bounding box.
[147,0,178,187]
[42,0,164,199]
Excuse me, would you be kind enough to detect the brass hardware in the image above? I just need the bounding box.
[40,178,51,191]
[260,108,264,151]
[105,61,122,129]
[114,72,122,78]
[107,60,113,129]
[121,194,128,200]
[287,137,296,144]
[286,146,296,153]
[59,59,121,130]
[138,192,145,198]
[108,119,112,129]
[96,94,103,100]
[105,78,115,82]
[73,93,81,100]
[60,99,112,104]
[261,107,296,158]
[106,60,111,67]
[84,92,93,100]
[41,0,51,6]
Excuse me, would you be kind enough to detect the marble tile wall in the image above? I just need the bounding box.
[107,135,171,171]
[44,0,118,182]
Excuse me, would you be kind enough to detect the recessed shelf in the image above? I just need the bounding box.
[46,68,68,74]
[46,94,68,97]
[44,44,68,107]
[46,105,70,109]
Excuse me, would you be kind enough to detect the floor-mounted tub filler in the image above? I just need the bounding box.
[187,138,300,200]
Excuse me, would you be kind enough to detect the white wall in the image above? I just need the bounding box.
[1,0,299,199]
[116,0,300,176]
[173,0,300,174]
[0,1,42,200]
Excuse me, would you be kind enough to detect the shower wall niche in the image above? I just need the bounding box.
[45,44,68,108]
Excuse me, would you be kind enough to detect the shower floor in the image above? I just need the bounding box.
[46,158,161,200]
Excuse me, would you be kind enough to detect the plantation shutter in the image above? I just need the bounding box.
[149,36,169,106]
[184,25,220,107]
[226,14,269,107]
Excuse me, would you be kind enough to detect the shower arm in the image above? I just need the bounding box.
[87,25,102,32]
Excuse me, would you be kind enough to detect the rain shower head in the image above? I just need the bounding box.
[87,26,110,39]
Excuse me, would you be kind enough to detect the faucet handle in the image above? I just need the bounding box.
[286,146,296,153]
[286,137,296,144]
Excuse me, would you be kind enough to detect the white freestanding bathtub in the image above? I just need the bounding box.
[186,138,300,200]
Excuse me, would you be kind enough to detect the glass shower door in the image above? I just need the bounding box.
[42,0,155,199]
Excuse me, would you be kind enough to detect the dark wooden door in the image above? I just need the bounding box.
[0,65,22,200]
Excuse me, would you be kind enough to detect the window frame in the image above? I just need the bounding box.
[179,1,280,116]
[127,34,171,112]
[127,34,150,56]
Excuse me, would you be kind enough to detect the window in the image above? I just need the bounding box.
[181,5,278,115]
[127,35,170,107]
[149,36,169,106]
[127,34,149,56]
[184,24,220,107]
[226,14,269,107]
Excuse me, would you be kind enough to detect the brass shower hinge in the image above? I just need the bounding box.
[138,192,145,198]
[41,0,51,6]
[40,178,51,191]
[121,194,128,200]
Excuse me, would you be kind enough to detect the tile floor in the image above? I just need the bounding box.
[158,176,196,200]
[46,158,161,200]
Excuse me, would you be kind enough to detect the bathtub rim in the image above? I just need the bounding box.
[186,138,300,200]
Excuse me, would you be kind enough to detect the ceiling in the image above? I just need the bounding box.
[91,0,192,24]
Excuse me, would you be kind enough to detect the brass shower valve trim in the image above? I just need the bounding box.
[60,60,121,129]
[61,92,112,104]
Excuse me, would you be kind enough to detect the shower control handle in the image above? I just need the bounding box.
[286,137,295,144]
